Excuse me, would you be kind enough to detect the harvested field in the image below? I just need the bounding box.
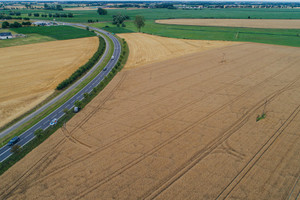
[118,33,237,69]
[1,42,300,200]
[156,18,300,29]
[0,37,99,128]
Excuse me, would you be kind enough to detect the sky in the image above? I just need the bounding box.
[2,0,300,2]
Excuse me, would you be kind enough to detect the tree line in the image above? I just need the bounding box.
[56,36,106,90]
[28,13,73,18]
[2,21,31,28]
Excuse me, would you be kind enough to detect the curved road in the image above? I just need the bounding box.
[0,24,121,162]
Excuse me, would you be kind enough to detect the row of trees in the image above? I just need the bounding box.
[154,3,177,9]
[44,4,63,11]
[8,11,21,16]
[57,36,106,90]
[28,13,73,18]
[0,14,29,20]
[2,21,31,28]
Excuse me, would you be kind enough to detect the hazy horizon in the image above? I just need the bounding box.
[1,0,300,2]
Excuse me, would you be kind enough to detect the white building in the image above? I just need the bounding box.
[0,32,13,40]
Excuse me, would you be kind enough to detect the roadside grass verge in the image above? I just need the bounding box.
[12,25,96,40]
[0,35,128,176]
[0,33,110,148]
[92,20,300,47]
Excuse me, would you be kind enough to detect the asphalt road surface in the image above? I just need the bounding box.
[0,24,121,162]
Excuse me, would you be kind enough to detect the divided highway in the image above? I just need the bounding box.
[0,24,121,162]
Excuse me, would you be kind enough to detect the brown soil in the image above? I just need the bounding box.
[156,19,300,29]
[0,37,99,128]
[118,33,237,69]
[1,42,300,200]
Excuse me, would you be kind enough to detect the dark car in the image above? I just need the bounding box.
[103,67,107,71]
[8,136,20,146]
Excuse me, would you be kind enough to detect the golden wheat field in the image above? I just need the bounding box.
[156,18,300,29]
[0,37,99,128]
[0,33,299,199]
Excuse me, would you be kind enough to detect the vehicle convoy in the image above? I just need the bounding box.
[8,136,20,146]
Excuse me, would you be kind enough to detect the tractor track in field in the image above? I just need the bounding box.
[0,71,127,200]
[72,60,299,200]
[25,51,288,188]
[215,105,300,200]
[140,74,300,200]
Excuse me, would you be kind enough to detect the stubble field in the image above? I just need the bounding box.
[156,18,300,29]
[0,37,299,199]
[0,37,99,128]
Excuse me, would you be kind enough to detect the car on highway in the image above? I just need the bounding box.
[8,136,20,146]
[50,118,57,126]
[103,67,107,71]
[111,56,114,60]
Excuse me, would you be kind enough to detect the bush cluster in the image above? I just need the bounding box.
[56,36,106,90]
[2,21,23,28]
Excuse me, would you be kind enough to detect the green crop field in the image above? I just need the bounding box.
[0,34,54,48]
[12,25,96,40]
[2,8,300,23]
[92,20,300,47]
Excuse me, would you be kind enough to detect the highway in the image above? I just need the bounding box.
[0,24,121,162]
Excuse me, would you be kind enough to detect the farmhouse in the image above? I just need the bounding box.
[0,32,12,40]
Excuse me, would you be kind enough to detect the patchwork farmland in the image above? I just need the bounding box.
[1,37,299,199]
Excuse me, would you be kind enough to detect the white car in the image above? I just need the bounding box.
[50,118,57,126]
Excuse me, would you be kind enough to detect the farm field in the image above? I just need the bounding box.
[0,41,299,199]
[118,33,237,69]
[3,8,300,23]
[156,18,300,29]
[0,37,99,128]
[0,26,96,48]
[94,20,300,47]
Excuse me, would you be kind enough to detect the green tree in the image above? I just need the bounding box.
[134,15,145,32]
[112,14,129,27]
[2,21,9,28]
[34,129,44,138]
[74,100,83,109]
[63,108,70,115]
[11,145,21,154]
[56,5,63,11]
[97,8,107,15]
[83,93,89,99]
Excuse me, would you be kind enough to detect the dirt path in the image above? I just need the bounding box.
[156,19,300,29]
[0,37,99,128]
[0,42,300,200]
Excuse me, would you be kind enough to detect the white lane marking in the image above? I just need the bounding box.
[0,148,10,157]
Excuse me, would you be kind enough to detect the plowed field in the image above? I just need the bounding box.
[1,42,300,200]
[156,19,300,29]
[0,37,99,128]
